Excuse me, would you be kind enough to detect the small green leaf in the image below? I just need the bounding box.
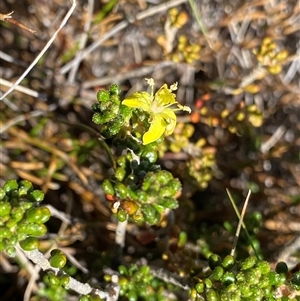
[240,282,252,297]
[128,289,137,301]
[115,167,126,182]
[26,207,51,224]
[0,202,12,217]
[6,245,16,257]
[0,226,12,238]
[26,223,47,236]
[160,197,178,209]
[142,205,161,225]
[117,209,127,222]
[125,137,140,152]
[102,179,115,196]
[178,231,187,248]
[30,190,44,202]
[141,149,158,165]
[152,204,165,214]
[5,219,18,229]
[195,282,204,293]
[115,182,128,199]
[97,90,110,102]
[212,266,224,281]
[0,240,6,251]
[241,256,257,270]
[0,189,6,201]
[109,84,121,96]
[49,251,67,269]
[18,180,34,195]
[10,207,25,223]
[190,288,197,300]
[221,271,236,286]
[256,261,270,274]
[92,113,104,125]
[291,271,300,290]
[208,254,222,270]
[20,237,39,251]
[3,180,18,193]
[48,271,61,286]
[206,289,220,301]
[118,265,128,275]
[204,278,213,289]
[222,255,235,270]
[91,103,100,113]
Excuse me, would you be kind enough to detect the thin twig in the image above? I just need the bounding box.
[60,20,128,75]
[6,17,36,34]
[226,189,259,258]
[230,189,252,257]
[0,92,19,111]
[0,0,77,100]
[281,49,300,85]
[16,247,41,301]
[20,246,120,300]
[82,61,175,88]
[260,125,286,154]
[0,78,47,100]
[59,247,89,274]
[54,118,116,169]
[115,218,128,249]
[276,235,300,269]
[68,0,94,83]
[0,11,36,34]
[60,0,188,75]
[136,0,188,21]
[0,50,29,67]
[46,204,75,225]
[188,0,212,49]
[0,104,57,135]
[235,13,251,44]
[150,268,190,291]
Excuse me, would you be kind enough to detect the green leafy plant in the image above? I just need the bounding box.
[1,0,299,300]
[0,179,48,256]
[191,255,299,301]
[1,82,299,301]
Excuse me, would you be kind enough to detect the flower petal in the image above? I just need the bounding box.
[159,108,176,121]
[164,118,176,136]
[155,84,177,106]
[143,114,166,145]
[158,109,176,136]
[122,92,151,112]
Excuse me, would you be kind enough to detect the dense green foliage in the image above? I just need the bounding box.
[1,1,299,300]
[0,82,299,299]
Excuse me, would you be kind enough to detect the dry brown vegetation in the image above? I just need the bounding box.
[0,0,299,300]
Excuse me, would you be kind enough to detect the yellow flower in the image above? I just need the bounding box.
[122,78,191,145]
